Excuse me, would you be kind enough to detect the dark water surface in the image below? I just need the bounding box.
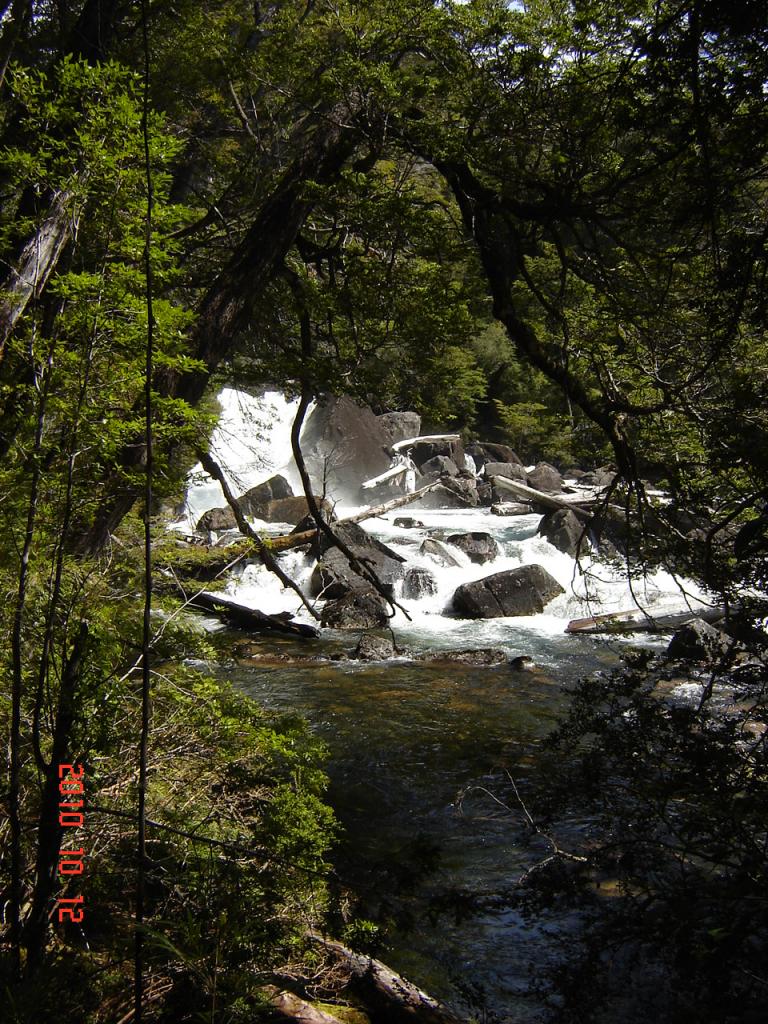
[225,634,623,1022]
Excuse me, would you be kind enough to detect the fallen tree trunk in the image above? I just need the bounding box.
[566,605,727,635]
[189,591,320,638]
[391,433,461,452]
[0,188,81,363]
[267,481,442,552]
[490,475,599,516]
[361,463,410,489]
[264,987,346,1024]
[307,933,465,1024]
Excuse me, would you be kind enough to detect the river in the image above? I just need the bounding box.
[177,389,709,1021]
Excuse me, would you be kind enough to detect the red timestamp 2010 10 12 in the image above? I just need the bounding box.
[56,763,86,924]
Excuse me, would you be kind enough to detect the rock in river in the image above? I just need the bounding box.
[446,532,501,564]
[453,565,565,618]
[322,591,390,628]
[403,567,438,599]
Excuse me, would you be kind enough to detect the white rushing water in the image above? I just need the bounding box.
[180,388,713,657]
[174,389,310,529]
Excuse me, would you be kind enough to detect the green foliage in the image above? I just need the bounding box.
[516,649,768,1022]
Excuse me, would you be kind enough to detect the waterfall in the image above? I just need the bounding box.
[178,388,710,658]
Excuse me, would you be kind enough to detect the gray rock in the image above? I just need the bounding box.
[377,411,421,445]
[196,506,238,533]
[410,483,475,509]
[476,479,494,506]
[238,474,293,516]
[410,439,466,471]
[301,395,394,498]
[446,532,501,564]
[419,648,508,666]
[393,517,424,529]
[311,522,405,598]
[484,461,528,482]
[491,502,532,516]
[421,455,459,478]
[403,567,438,599]
[667,619,731,661]
[321,591,389,628]
[527,463,563,493]
[580,467,617,489]
[539,508,589,558]
[469,442,523,467]
[437,475,480,507]
[419,537,462,567]
[259,496,331,524]
[354,634,397,660]
[453,565,565,618]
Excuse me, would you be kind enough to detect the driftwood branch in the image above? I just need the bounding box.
[307,934,465,1024]
[566,606,727,635]
[189,590,319,638]
[490,474,598,517]
[391,433,461,452]
[264,987,346,1024]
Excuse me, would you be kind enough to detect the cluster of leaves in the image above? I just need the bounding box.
[0,51,339,1022]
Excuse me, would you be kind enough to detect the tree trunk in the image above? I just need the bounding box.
[81,110,360,553]
[307,934,465,1024]
[0,188,81,364]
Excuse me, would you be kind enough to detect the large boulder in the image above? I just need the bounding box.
[354,634,397,660]
[538,509,589,558]
[446,532,501,564]
[484,461,528,482]
[377,411,421,445]
[196,506,238,533]
[420,455,459,478]
[420,537,462,567]
[238,474,293,516]
[580,466,617,489]
[321,592,389,628]
[410,481,476,509]
[666,619,731,661]
[437,475,480,507]
[467,442,523,470]
[403,567,438,599]
[300,395,394,498]
[258,496,331,524]
[311,522,405,598]
[527,462,563,493]
[453,565,564,618]
[410,438,466,472]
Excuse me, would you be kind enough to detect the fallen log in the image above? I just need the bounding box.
[264,987,346,1024]
[307,933,465,1024]
[490,475,598,517]
[267,481,442,552]
[361,463,410,489]
[189,591,320,638]
[391,433,461,452]
[566,605,727,635]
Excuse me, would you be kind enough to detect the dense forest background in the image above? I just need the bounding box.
[1,1,767,1022]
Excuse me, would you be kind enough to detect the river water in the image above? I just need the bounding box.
[178,390,711,1021]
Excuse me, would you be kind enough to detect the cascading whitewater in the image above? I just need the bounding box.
[181,388,710,658]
